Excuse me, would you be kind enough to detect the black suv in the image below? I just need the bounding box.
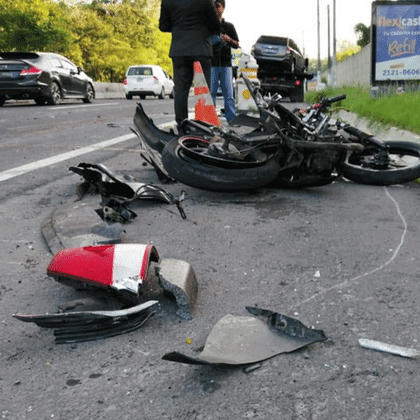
[251,36,307,74]
[0,52,95,106]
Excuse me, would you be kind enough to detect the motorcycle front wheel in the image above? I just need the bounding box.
[161,136,281,191]
[339,141,420,185]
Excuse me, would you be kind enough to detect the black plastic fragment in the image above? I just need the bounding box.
[245,306,327,342]
[13,301,158,344]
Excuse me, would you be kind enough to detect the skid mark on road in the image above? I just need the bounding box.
[292,187,407,309]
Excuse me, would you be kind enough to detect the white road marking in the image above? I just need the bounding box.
[0,133,136,183]
[48,102,116,110]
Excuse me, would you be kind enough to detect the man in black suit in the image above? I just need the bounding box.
[159,0,220,128]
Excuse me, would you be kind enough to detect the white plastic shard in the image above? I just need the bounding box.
[358,338,420,359]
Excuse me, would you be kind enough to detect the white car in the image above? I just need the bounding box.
[124,65,174,100]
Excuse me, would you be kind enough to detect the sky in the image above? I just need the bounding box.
[223,0,373,59]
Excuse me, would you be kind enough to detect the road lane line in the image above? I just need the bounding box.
[48,102,117,110]
[0,133,136,183]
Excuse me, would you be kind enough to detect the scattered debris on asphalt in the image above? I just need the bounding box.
[162,308,327,366]
[69,162,186,219]
[13,301,158,344]
[45,243,198,320]
[95,199,137,223]
[359,338,420,359]
[245,306,327,342]
[47,244,160,303]
[14,243,199,342]
[156,258,198,320]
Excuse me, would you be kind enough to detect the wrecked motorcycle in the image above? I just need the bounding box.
[132,75,420,191]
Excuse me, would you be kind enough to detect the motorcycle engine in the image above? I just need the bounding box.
[308,150,342,174]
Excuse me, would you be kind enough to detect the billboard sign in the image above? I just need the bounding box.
[372,1,420,82]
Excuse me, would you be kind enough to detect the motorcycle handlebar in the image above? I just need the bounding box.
[326,94,346,104]
[311,94,346,111]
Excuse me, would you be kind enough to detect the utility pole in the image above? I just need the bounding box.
[332,0,337,85]
[327,5,331,69]
[317,0,321,87]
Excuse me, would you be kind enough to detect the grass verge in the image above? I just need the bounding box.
[304,86,420,135]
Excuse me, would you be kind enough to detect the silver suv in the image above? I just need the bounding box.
[251,36,307,74]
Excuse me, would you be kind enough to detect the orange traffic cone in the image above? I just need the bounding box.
[193,61,220,126]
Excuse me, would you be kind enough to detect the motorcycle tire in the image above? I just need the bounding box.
[161,137,281,191]
[339,141,420,185]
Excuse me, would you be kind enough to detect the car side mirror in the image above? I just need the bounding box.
[304,58,309,69]
[77,67,83,74]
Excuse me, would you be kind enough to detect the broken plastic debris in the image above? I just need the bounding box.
[162,308,327,366]
[69,162,174,203]
[70,162,187,219]
[245,307,327,342]
[47,244,159,303]
[45,244,197,320]
[96,199,137,223]
[13,301,158,344]
[156,258,198,320]
[358,338,420,359]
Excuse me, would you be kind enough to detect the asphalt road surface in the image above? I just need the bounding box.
[1,97,420,420]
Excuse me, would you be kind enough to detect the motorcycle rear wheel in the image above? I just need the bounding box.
[161,136,281,191]
[339,141,420,185]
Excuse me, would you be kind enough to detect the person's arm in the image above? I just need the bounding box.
[159,2,172,32]
[221,23,239,48]
[221,34,239,48]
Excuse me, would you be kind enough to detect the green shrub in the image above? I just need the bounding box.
[305,86,420,134]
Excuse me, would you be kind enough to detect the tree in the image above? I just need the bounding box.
[0,0,172,82]
[0,0,71,52]
[336,41,361,62]
[354,23,370,48]
[63,0,171,81]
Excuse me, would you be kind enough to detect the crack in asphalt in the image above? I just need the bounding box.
[292,186,407,309]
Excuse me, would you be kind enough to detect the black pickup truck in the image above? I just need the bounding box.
[251,35,313,102]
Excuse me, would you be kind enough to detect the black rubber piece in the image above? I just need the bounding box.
[133,103,177,153]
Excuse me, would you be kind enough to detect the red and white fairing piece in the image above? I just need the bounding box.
[47,244,159,300]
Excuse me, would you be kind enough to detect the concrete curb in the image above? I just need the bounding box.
[93,82,125,99]
[337,110,420,145]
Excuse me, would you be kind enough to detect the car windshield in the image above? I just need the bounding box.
[128,67,153,76]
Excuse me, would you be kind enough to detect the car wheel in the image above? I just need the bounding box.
[140,94,146,100]
[0,96,5,106]
[83,83,94,103]
[47,82,61,105]
[169,88,174,99]
[158,87,165,99]
[35,98,47,106]
[125,93,133,100]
